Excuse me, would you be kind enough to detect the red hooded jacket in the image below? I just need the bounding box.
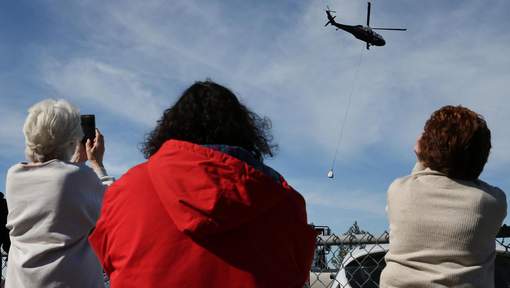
[89,140,317,288]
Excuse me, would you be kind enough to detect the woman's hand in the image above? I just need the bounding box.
[86,129,105,169]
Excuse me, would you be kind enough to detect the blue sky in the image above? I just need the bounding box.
[1,0,509,234]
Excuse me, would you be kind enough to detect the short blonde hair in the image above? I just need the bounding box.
[23,99,84,162]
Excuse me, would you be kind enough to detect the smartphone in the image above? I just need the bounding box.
[81,115,96,144]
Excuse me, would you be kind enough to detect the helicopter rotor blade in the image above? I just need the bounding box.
[371,28,407,31]
[326,6,336,13]
[367,2,371,27]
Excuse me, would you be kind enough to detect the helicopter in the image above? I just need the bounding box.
[325,2,406,50]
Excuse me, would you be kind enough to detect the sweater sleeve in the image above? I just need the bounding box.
[91,165,115,186]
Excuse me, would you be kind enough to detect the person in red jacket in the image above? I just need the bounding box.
[89,80,317,288]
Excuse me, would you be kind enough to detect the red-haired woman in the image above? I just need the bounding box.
[380,106,507,287]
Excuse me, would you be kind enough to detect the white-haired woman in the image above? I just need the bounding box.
[5,99,113,288]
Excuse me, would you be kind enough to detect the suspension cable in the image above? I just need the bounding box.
[328,47,365,178]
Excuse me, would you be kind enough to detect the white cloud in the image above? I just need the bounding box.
[288,175,389,232]
[43,58,163,128]
[3,0,508,227]
[38,0,509,196]
[101,137,146,178]
[290,176,387,217]
[40,57,169,178]
[238,0,510,169]
[0,107,25,156]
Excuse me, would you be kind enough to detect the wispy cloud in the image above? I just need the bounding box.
[0,107,25,156]
[290,175,389,233]
[43,58,163,128]
[1,0,509,228]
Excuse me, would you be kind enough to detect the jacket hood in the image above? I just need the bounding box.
[147,140,289,238]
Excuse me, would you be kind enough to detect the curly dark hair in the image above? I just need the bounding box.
[142,80,276,161]
[417,105,491,180]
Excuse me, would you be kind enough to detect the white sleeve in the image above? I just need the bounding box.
[91,166,116,186]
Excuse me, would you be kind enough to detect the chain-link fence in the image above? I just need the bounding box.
[1,225,509,288]
[307,224,389,288]
[1,253,6,287]
[307,224,510,288]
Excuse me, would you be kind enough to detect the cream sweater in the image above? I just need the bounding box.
[5,160,113,288]
[380,163,507,288]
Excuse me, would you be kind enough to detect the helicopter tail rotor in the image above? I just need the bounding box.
[324,16,336,27]
[325,6,337,26]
